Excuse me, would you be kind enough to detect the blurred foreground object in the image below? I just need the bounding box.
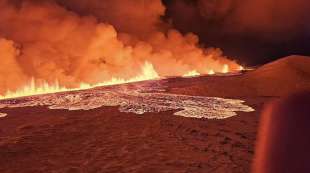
[253,92,310,173]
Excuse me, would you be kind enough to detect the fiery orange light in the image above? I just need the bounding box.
[0,62,159,100]
[183,70,200,77]
[208,70,215,75]
[0,62,245,100]
[239,66,245,71]
[222,64,229,73]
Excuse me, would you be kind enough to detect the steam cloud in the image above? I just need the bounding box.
[0,0,239,94]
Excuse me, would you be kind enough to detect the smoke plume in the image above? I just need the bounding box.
[0,0,239,94]
[165,0,310,64]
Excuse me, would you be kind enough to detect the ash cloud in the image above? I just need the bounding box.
[0,0,238,94]
[164,0,310,64]
[55,0,168,37]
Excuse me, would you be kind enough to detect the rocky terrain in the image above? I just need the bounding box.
[0,56,309,173]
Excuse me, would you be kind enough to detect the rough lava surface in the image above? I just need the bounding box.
[0,80,254,119]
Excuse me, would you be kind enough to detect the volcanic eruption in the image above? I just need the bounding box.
[0,0,310,173]
[0,0,243,99]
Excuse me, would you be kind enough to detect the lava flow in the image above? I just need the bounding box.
[0,78,255,119]
[0,62,243,100]
[0,62,159,100]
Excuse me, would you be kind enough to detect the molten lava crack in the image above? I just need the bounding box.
[0,80,254,119]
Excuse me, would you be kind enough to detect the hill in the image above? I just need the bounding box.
[168,55,310,97]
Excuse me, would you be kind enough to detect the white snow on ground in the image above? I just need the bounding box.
[0,80,254,119]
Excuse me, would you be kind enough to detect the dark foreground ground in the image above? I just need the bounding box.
[0,73,272,173]
[0,97,268,173]
[0,56,309,173]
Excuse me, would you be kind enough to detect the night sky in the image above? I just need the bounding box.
[3,0,310,66]
[163,0,310,65]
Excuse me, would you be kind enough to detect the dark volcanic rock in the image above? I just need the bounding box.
[168,55,310,97]
[0,103,264,173]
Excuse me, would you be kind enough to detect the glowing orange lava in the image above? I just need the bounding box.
[0,62,245,100]
[208,70,215,75]
[0,62,159,100]
[222,64,229,73]
[183,70,200,77]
